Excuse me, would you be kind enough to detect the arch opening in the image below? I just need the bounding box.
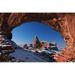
[12,21,66,50]
[0,13,75,62]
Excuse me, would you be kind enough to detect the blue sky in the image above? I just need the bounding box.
[12,22,66,49]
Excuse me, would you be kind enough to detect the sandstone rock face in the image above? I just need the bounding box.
[34,35,40,49]
[0,13,75,61]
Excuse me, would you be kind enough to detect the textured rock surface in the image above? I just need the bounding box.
[34,35,40,49]
[0,13,75,61]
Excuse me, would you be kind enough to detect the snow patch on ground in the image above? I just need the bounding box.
[10,48,46,62]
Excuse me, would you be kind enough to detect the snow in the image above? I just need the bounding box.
[0,45,12,47]
[10,48,46,62]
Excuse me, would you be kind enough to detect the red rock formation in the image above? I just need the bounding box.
[34,35,40,49]
[0,13,75,62]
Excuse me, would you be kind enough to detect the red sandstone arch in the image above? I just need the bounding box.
[0,13,75,61]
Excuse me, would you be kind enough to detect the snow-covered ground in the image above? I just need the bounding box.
[10,48,47,62]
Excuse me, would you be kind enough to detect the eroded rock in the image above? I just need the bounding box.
[0,13,75,62]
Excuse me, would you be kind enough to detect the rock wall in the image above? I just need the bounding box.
[0,13,75,61]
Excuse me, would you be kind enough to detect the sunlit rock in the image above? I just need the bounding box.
[0,13,75,62]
